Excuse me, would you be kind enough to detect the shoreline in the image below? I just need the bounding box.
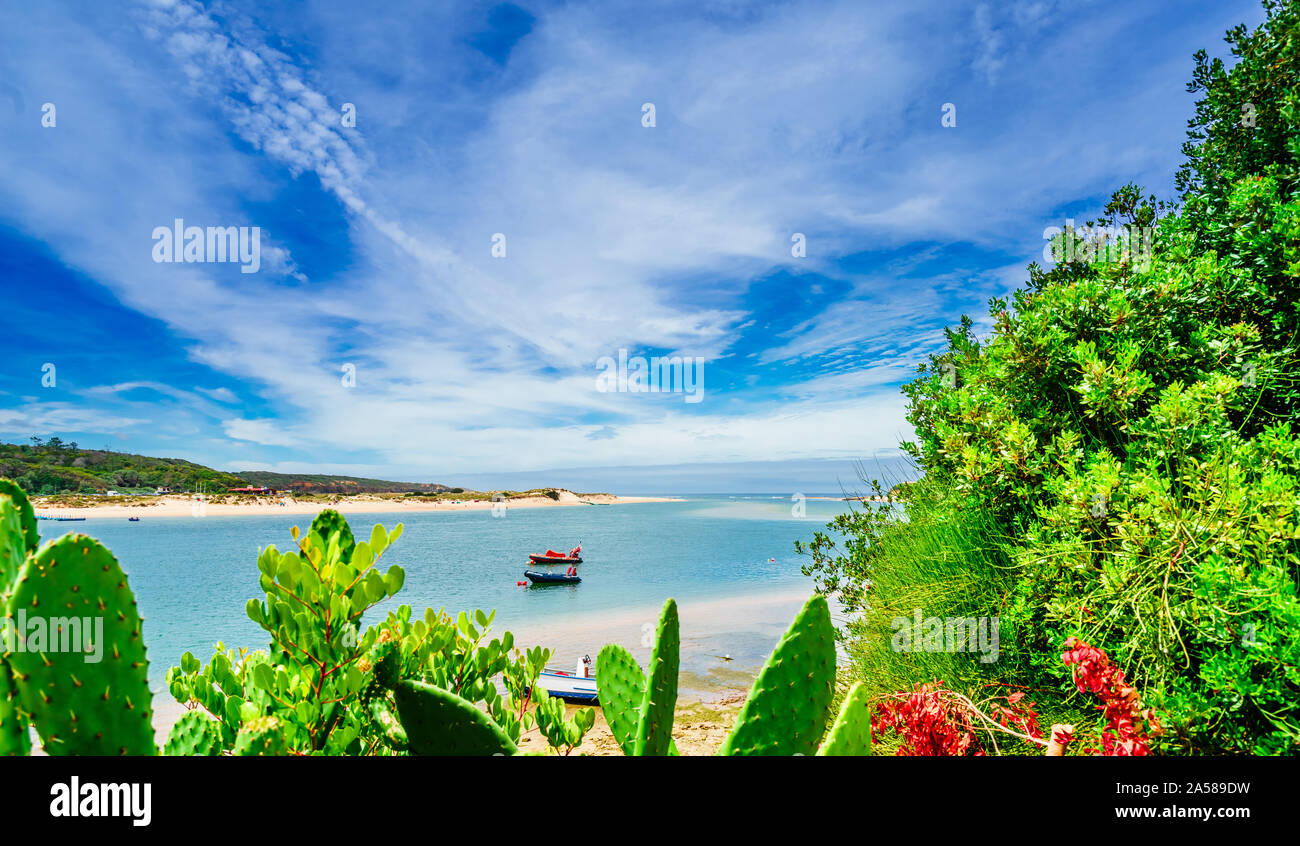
[30,490,681,519]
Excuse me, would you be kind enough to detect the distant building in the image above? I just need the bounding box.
[228,486,274,495]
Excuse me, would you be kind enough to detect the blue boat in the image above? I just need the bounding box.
[524,569,580,584]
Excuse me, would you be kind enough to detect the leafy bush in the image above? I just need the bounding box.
[166,509,592,755]
[804,0,1300,755]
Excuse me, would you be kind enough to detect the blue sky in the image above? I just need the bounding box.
[0,0,1264,491]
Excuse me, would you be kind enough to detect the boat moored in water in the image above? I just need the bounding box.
[527,545,582,564]
[524,568,581,584]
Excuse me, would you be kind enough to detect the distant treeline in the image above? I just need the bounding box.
[1,438,453,496]
[1,438,246,495]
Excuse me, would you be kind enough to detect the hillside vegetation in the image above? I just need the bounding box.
[0,438,455,496]
[0,438,246,494]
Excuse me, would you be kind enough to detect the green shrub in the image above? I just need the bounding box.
[807,0,1300,755]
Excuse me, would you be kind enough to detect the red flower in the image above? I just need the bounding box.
[1061,637,1155,756]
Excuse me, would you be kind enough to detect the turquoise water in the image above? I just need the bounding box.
[35,497,852,692]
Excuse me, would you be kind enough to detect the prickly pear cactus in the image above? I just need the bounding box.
[816,681,872,756]
[307,509,356,563]
[595,644,680,756]
[393,679,517,756]
[164,709,223,756]
[596,643,645,755]
[369,636,402,691]
[0,490,34,755]
[368,699,409,751]
[0,478,40,559]
[633,598,679,756]
[0,670,25,757]
[233,715,289,756]
[6,535,155,755]
[718,594,836,756]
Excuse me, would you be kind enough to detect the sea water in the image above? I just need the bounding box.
[35,496,855,696]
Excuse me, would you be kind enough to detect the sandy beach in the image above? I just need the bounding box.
[31,489,680,519]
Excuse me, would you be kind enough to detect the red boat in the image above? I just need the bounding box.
[528,545,582,564]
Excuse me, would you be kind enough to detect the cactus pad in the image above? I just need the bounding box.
[0,479,39,558]
[0,488,35,756]
[164,709,223,756]
[7,534,155,755]
[0,665,28,756]
[393,679,517,756]
[596,644,644,755]
[816,681,872,756]
[633,598,679,756]
[233,715,290,756]
[718,594,836,756]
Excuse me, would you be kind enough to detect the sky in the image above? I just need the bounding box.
[0,0,1265,492]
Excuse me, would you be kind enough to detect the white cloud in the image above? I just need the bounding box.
[0,0,1249,478]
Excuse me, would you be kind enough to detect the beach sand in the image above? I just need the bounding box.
[30,490,679,519]
[520,697,744,755]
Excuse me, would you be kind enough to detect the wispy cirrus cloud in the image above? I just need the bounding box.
[0,0,1267,485]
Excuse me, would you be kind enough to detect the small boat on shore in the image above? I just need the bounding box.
[528,545,582,564]
[524,568,581,585]
[530,656,598,703]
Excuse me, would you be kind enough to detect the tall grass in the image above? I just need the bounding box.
[807,478,1090,751]
[846,483,1024,696]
